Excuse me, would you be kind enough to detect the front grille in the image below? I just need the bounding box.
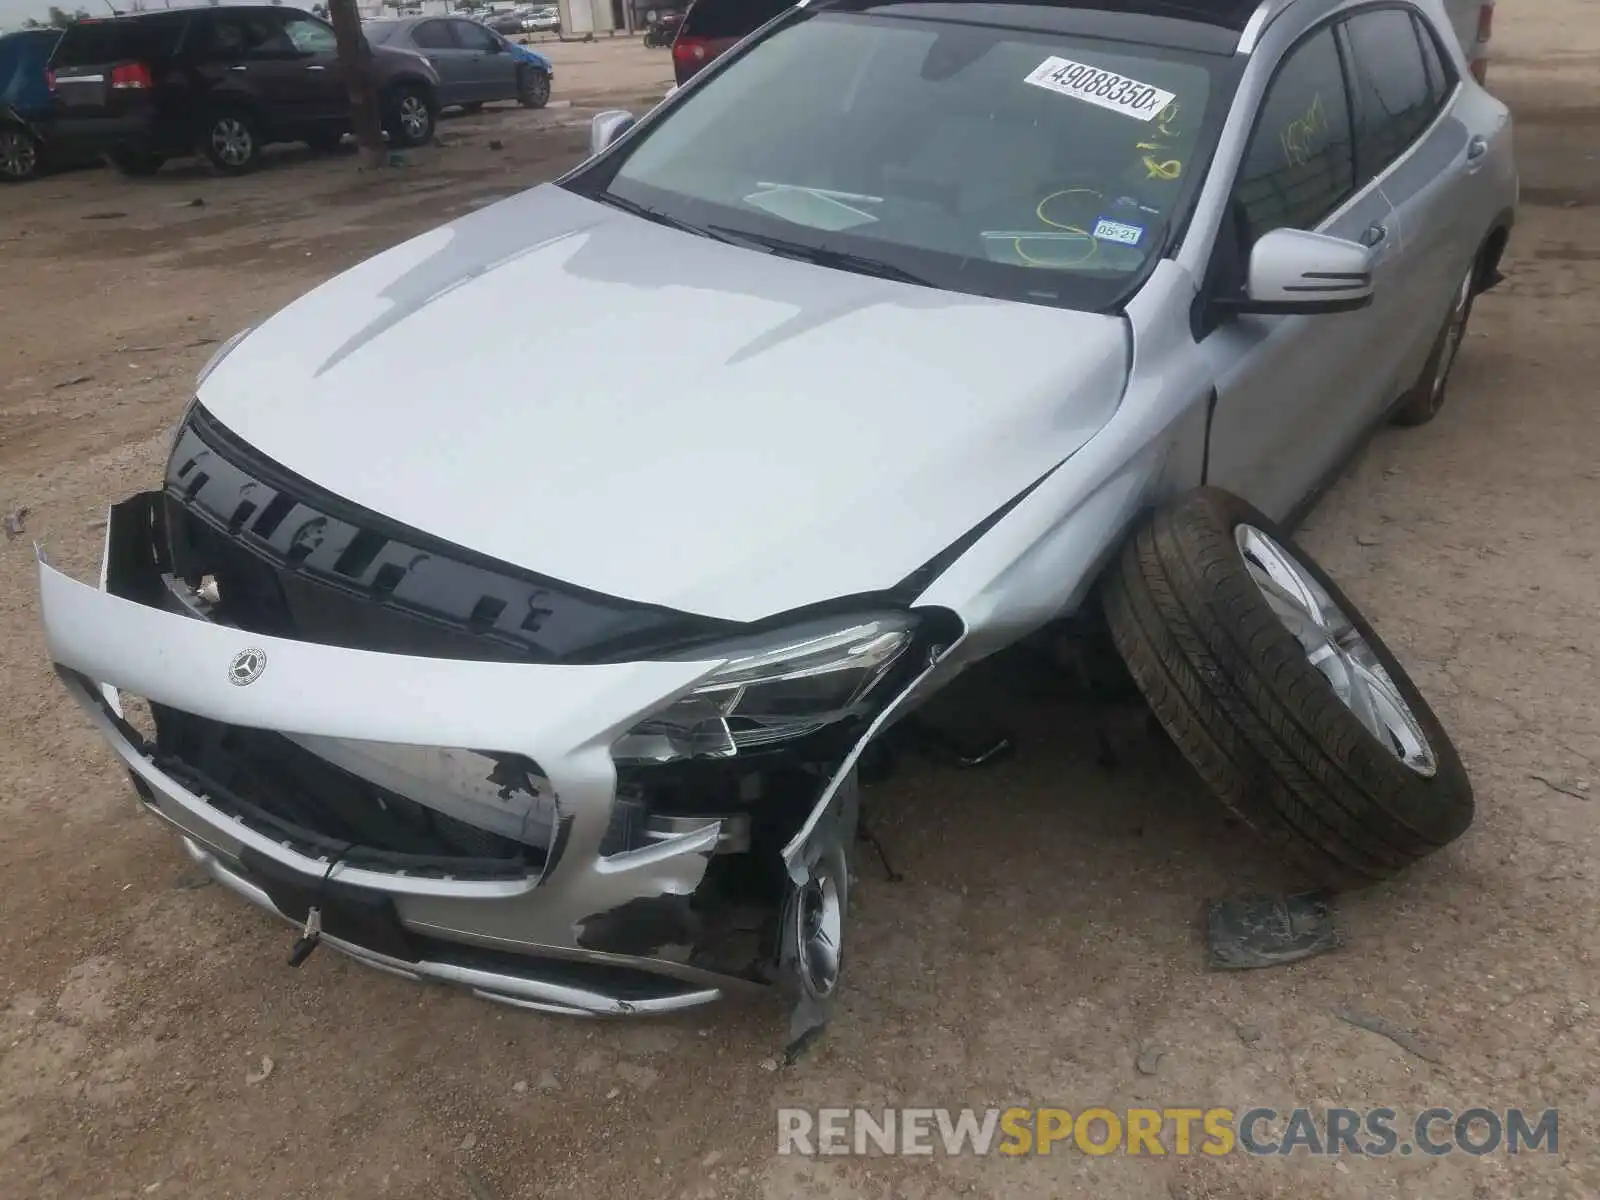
[151,705,542,879]
[162,405,735,663]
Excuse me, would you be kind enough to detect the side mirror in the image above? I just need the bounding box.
[589,109,636,157]
[487,39,504,52]
[1219,228,1376,316]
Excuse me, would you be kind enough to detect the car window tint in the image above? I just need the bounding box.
[1233,26,1354,245]
[411,21,454,50]
[680,0,792,41]
[1345,9,1439,187]
[363,20,403,46]
[200,13,291,59]
[452,21,498,51]
[50,16,187,66]
[1413,12,1454,105]
[283,17,337,56]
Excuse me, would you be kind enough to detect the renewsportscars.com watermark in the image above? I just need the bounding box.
[777,1107,1559,1158]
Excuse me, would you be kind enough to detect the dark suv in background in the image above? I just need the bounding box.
[670,0,790,85]
[47,6,441,176]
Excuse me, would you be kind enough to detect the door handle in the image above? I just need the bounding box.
[305,64,326,72]
[1360,223,1388,248]
[1466,135,1489,162]
[229,64,247,72]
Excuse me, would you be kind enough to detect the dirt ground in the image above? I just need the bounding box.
[1,16,1597,1200]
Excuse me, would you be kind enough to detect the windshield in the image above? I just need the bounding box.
[566,9,1235,310]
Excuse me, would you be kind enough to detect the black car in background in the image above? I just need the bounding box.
[47,6,443,176]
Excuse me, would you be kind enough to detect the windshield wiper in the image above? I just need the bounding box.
[594,192,720,241]
[705,225,935,287]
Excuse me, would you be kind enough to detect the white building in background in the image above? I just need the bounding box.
[556,0,635,37]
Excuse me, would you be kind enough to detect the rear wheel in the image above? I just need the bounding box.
[385,84,435,147]
[1391,257,1479,427]
[201,108,261,174]
[517,65,551,108]
[0,124,42,182]
[106,148,165,177]
[1103,488,1474,889]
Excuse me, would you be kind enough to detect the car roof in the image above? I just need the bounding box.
[995,0,1271,31]
[827,0,1284,54]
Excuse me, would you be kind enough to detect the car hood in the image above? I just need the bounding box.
[199,185,1129,623]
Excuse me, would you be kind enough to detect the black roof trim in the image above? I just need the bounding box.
[816,0,1262,53]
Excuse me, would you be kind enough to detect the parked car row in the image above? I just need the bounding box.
[0,5,552,182]
[485,5,560,36]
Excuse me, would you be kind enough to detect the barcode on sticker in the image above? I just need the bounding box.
[1093,218,1145,247]
[1024,57,1176,122]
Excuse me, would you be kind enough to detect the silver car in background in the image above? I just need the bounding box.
[37,0,1515,1041]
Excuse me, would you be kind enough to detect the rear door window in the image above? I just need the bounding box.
[411,21,455,50]
[283,16,338,56]
[50,16,187,66]
[1413,12,1455,105]
[452,21,499,51]
[1233,25,1356,246]
[680,0,792,41]
[1343,8,1444,188]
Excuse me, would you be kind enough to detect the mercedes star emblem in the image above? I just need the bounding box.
[228,648,267,686]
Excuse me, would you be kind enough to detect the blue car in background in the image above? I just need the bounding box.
[364,16,552,110]
[1,27,59,182]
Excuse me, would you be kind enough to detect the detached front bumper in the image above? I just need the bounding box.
[38,496,862,1019]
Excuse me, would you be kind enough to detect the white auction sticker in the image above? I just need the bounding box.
[1092,217,1146,247]
[1024,57,1176,122]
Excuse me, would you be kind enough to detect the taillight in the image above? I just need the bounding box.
[45,68,55,91]
[672,37,709,64]
[110,61,153,90]
[1477,2,1494,43]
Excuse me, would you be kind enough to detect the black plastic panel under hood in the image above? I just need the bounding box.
[162,405,740,664]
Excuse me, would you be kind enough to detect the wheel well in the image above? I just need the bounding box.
[388,75,438,110]
[1476,215,1513,292]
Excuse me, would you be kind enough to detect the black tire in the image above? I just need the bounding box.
[199,107,261,174]
[106,148,166,177]
[384,83,436,147]
[517,65,551,108]
[1391,253,1481,427]
[1102,488,1473,889]
[0,123,42,183]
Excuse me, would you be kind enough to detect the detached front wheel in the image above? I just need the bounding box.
[1103,488,1473,889]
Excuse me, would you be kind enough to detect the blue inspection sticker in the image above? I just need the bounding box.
[1092,216,1146,247]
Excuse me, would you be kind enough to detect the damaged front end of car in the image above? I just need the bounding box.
[36,405,956,1039]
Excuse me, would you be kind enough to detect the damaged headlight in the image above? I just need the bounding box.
[612,614,916,764]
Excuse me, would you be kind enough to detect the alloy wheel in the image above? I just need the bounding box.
[1236,525,1437,776]
[0,128,38,180]
[211,116,254,168]
[399,94,429,141]
[1431,265,1476,403]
